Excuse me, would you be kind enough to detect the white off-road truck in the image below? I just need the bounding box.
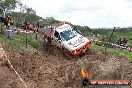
[43,23,91,58]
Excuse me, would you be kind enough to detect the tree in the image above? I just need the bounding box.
[26,7,36,14]
[72,25,92,35]
[0,0,19,10]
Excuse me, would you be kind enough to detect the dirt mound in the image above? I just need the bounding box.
[0,46,131,88]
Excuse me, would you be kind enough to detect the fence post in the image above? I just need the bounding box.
[105,27,116,50]
[24,19,28,46]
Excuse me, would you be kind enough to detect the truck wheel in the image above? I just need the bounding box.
[62,50,73,59]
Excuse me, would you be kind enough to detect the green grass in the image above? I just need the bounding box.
[91,43,132,61]
[114,32,132,38]
[0,32,43,53]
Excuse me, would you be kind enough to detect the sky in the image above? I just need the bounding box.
[19,0,132,28]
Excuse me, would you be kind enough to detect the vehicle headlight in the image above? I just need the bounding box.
[85,42,91,49]
[73,49,81,55]
[74,50,77,54]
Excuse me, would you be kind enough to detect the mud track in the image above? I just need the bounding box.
[0,45,132,88]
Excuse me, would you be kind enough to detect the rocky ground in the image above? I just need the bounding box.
[0,44,132,88]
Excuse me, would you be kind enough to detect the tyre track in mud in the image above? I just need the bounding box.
[0,44,132,88]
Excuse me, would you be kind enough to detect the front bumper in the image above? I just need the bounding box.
[72,42,91,55]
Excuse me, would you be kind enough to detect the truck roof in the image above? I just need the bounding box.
[54,24,72,33]
[43,24,72,37]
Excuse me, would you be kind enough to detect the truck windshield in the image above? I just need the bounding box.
[60,29,77,41]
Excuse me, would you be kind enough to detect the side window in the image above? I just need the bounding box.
[54,31,61,40]
[54,31,59,38]
[58,34,61,40]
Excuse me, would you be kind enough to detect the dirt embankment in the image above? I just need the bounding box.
[0,45,132,88]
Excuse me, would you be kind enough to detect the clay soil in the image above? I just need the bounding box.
[0,45,132,88]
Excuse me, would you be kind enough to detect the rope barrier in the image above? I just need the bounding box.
[93,40,132,52]
[4,54,28,88]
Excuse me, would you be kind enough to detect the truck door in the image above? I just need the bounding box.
[54,31,62,48]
